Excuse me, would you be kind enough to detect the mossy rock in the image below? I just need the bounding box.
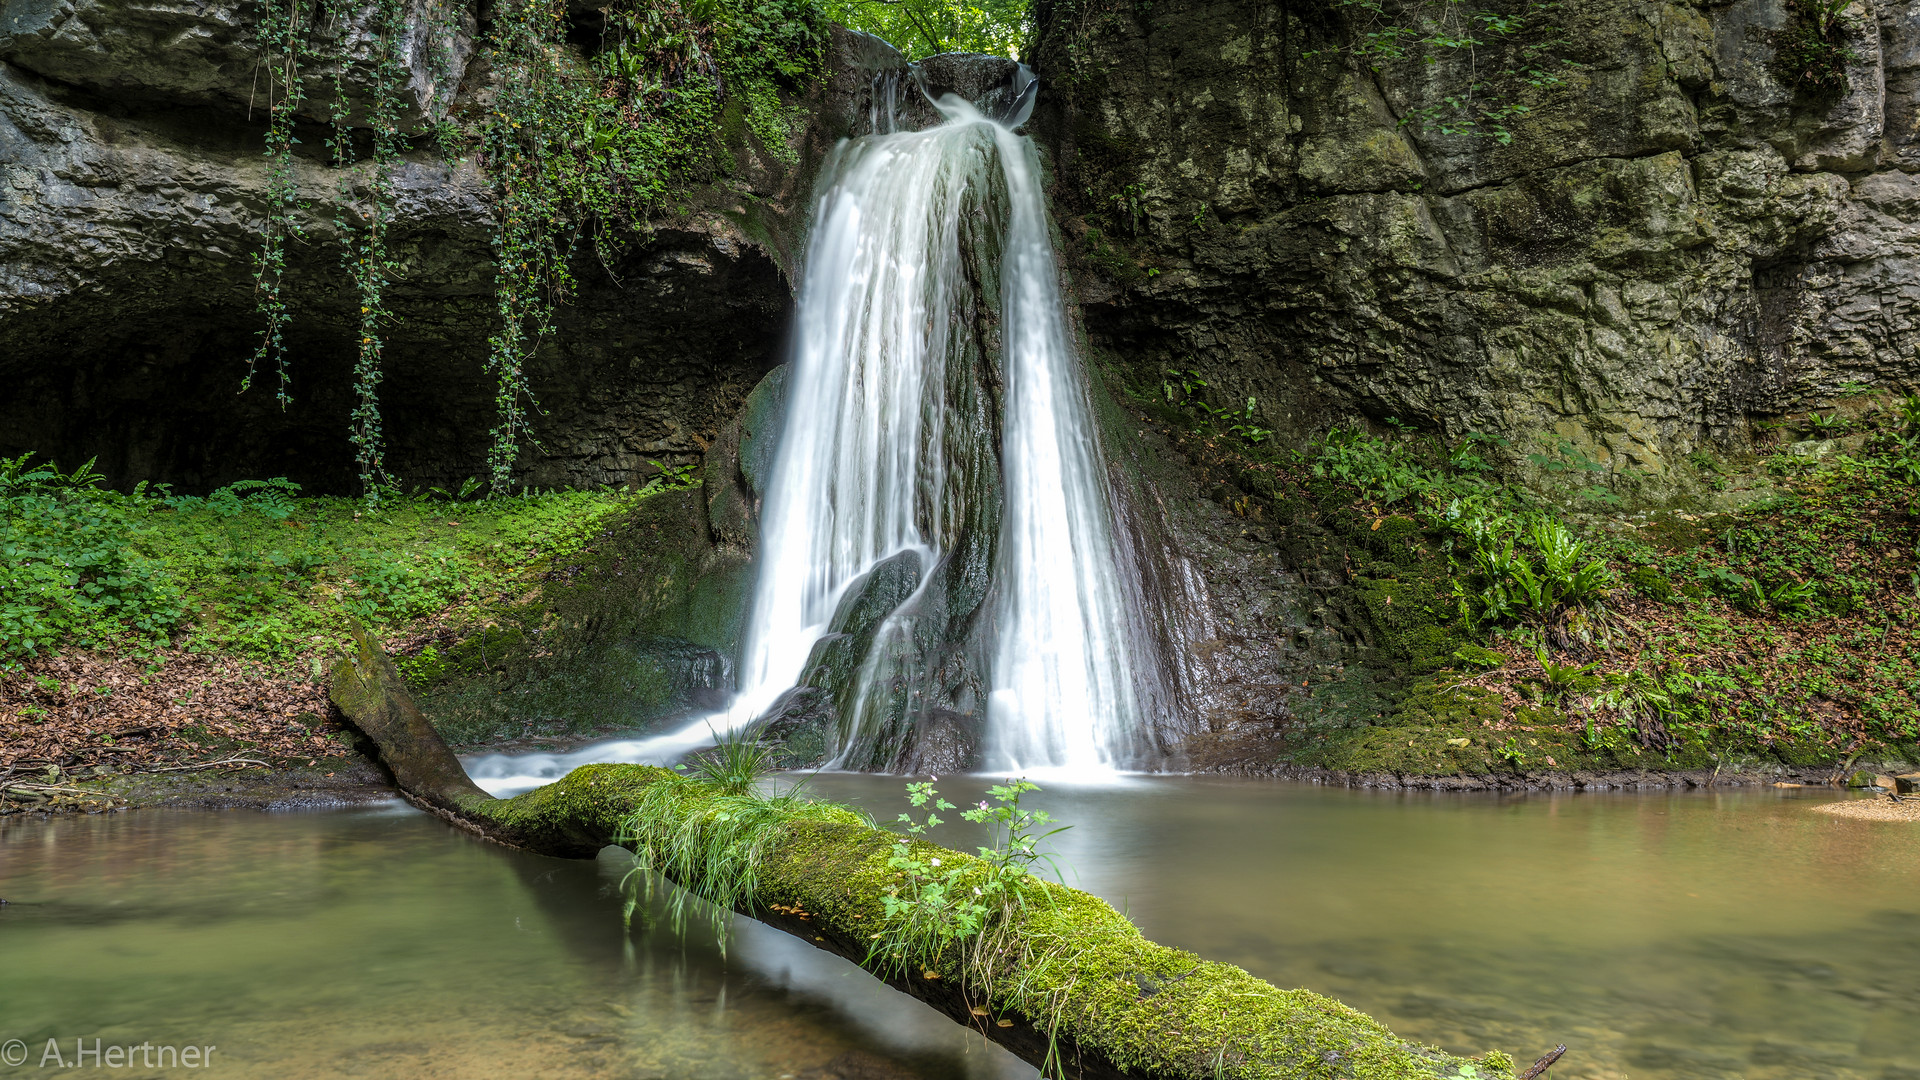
[1625,565,1673,601]
[1348,569,1469,683]
[419,486,753,745]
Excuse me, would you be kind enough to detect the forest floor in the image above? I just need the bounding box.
[1144,385,1920,787]
[8,384,1920,814]
[0,461,670,814]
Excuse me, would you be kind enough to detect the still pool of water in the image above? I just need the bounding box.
[2,779,1916,1079]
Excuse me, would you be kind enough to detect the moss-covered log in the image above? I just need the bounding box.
[331,627,1521,1080]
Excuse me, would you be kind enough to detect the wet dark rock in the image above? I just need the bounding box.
[623,636,732,711]
[799,549,924,745]
[894,707,983,773]
[752,685,834,768]
[915,52,1027,123]
[704,364,789,550]
[829,551,924,642]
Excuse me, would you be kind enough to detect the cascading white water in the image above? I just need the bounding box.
[730,102,991,739]
[977,117,1141,774]
[465,70,1141,793]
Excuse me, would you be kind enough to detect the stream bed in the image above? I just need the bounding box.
[2,779,1915,1079]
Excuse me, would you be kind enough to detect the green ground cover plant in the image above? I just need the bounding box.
[0,452,666,674]
[1130,379,1920,775]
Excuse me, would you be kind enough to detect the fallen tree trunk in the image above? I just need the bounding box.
[331,627,1521,1080]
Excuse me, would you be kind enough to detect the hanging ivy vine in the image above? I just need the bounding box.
[247,0,827,497]
[479,0,573,496]
[245,0,315,407]
[474,0,824,494]
[323,0,411,499]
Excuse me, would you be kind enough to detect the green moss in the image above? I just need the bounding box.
[1625,565,1673,602]
[419,485,753,744]
[0,464,644,670]
[450,764,1515,1077]
[1452,644,1509,670]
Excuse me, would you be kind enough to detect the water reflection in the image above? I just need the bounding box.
[0,806,1025,1080]
[4,780,1915,1080]
[800,775,1920,1080]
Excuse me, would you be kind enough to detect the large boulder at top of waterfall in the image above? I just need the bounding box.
[916,52,1026,119]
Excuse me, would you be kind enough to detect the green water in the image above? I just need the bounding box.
[3,781,1916,1079]
[0,805,1019,1079]
[805,776,1920,1080]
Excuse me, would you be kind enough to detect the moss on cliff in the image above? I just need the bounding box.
[412,485,753,744]
[1122,383,1920,780]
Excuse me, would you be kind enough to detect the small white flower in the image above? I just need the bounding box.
[929,857,941,866]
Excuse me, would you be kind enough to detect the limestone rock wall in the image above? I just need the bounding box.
[1030,0,1920,496]
[0,3,898,494]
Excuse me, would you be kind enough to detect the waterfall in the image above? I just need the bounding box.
[731,98,997,748]
[977,115,1143,773]
[466,66,1144,792]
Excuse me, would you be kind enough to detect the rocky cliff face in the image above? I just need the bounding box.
[9,0,1918,758]
[0,3,895,493]
[1030,0,1920,497]
[1006,0,1920,755]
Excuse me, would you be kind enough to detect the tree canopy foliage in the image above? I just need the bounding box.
[818,0,1028,58]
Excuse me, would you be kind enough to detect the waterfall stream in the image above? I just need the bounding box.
[468,66,1143,792]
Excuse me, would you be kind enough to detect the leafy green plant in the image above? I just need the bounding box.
[642,459,701,492]
[1764,577,1819,618]
[0,458,186,662]
[205,478,302,521]
[1534,647,1598,698]
[684,726,777,794]
[1494,737,1526,769]
[1447,508,1611,625]
[871,779,1066,979]
[1771,0,1859,91]
[1805,410,1849,435]
[1161,370,1273,445]
[1898,395,1920,433]
[425,477,487,501]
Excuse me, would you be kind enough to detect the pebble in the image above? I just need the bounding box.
[1813,799,1920,822]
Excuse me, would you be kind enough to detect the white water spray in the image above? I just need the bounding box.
[467,71,1140,794]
